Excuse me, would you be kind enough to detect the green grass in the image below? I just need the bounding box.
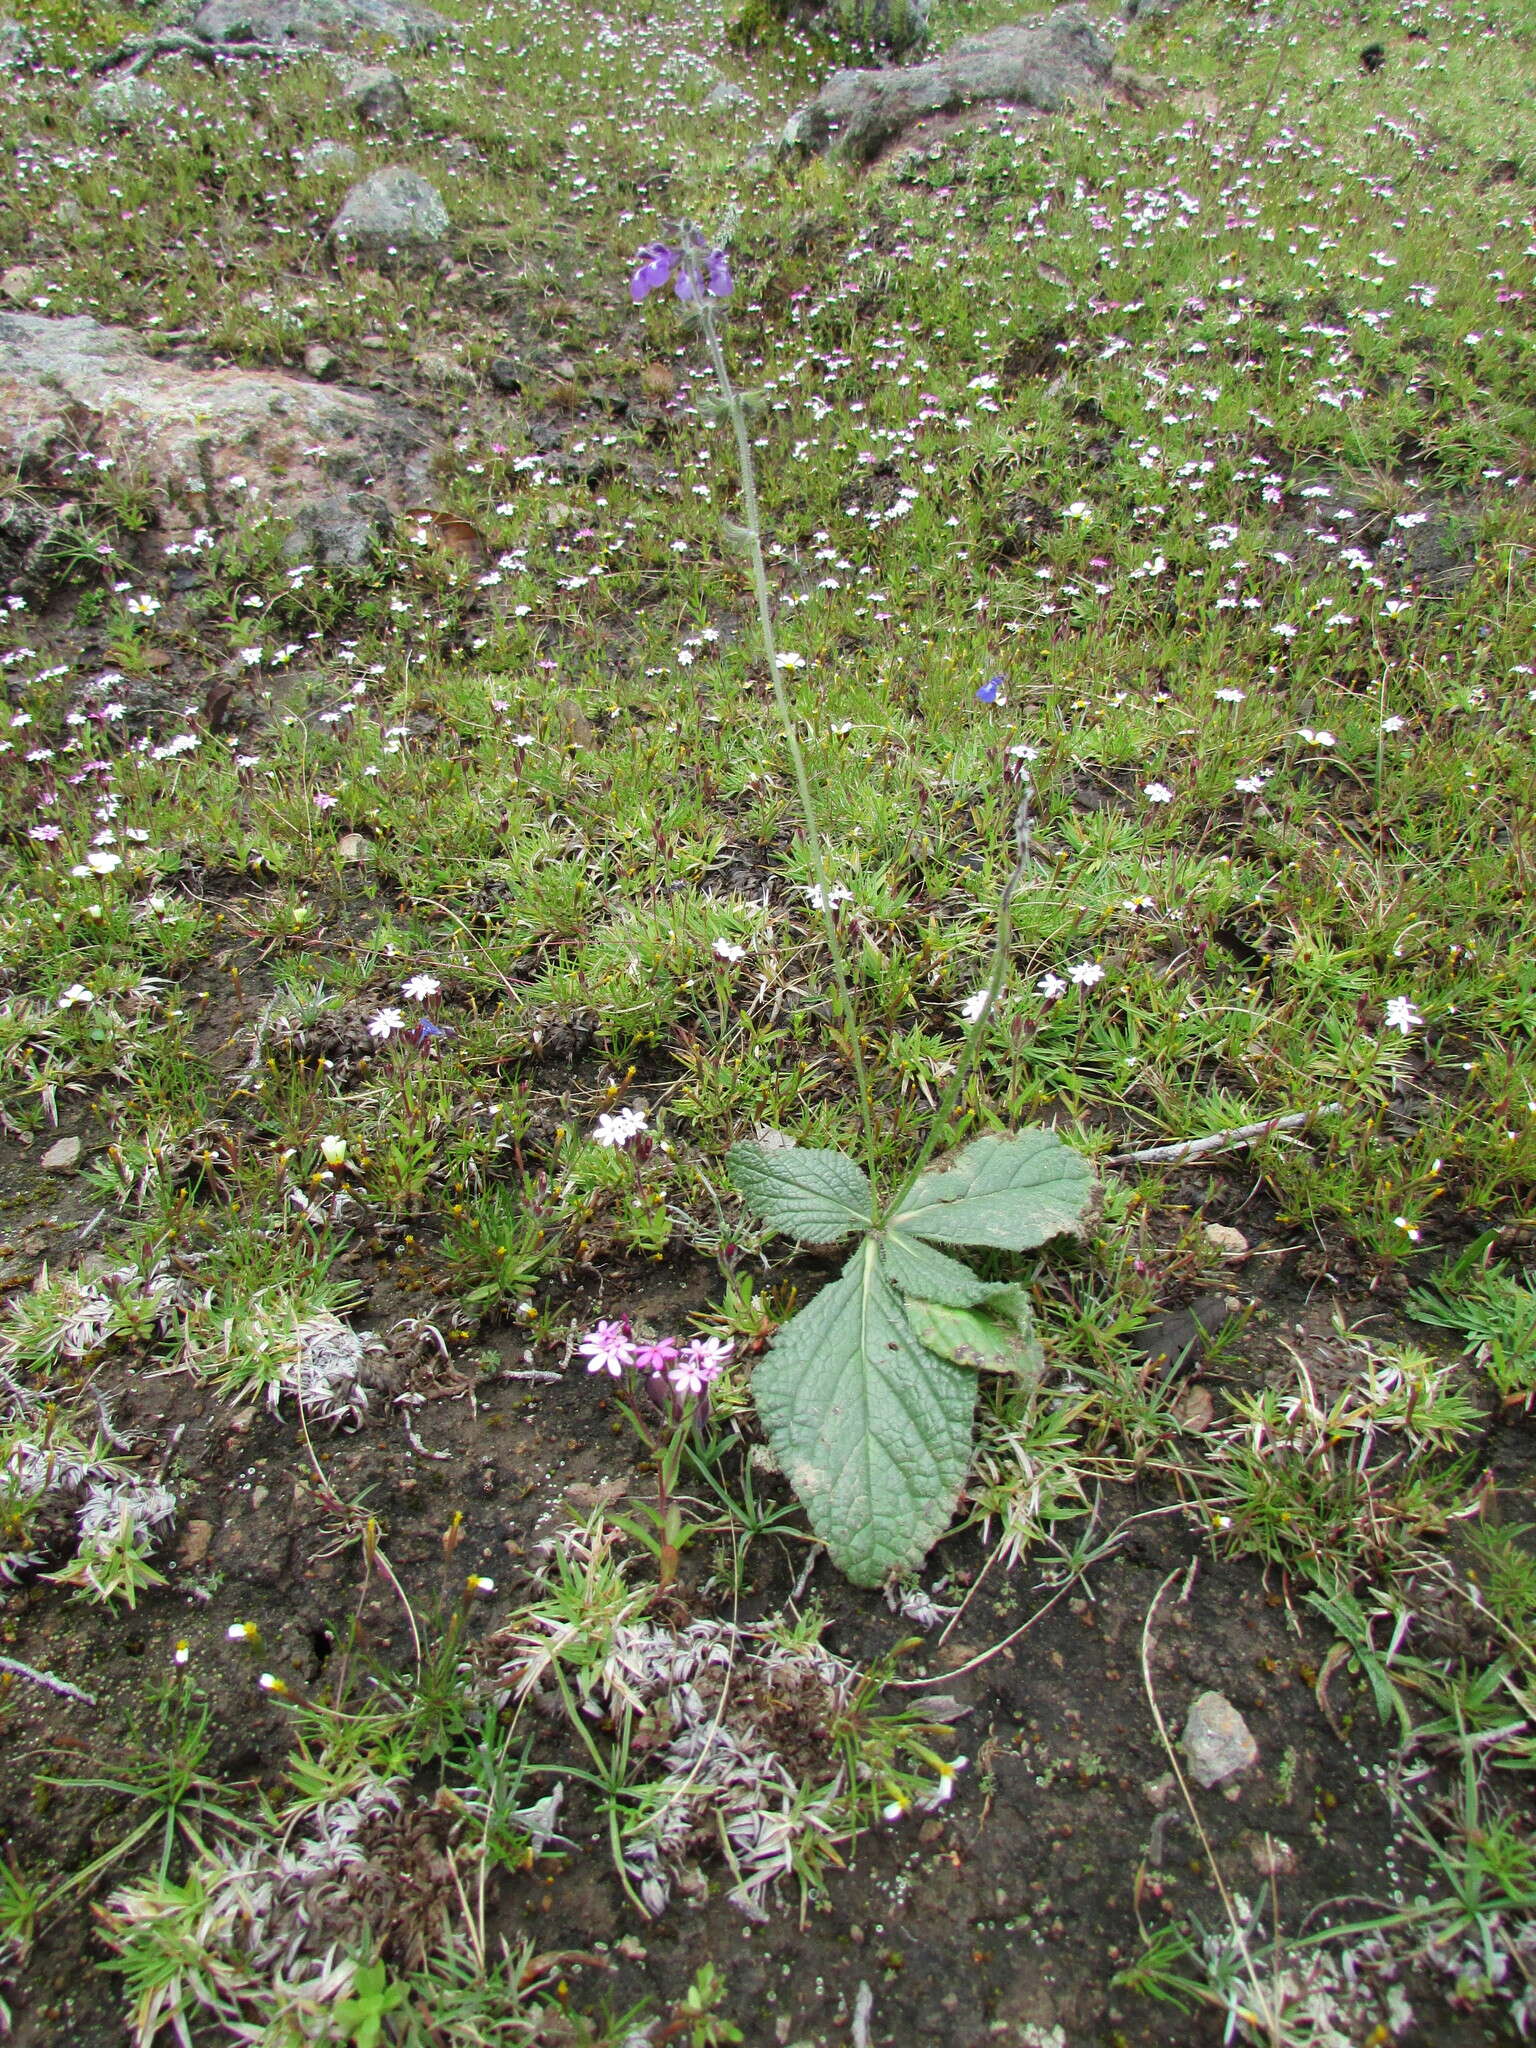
[2,0,1536,2033]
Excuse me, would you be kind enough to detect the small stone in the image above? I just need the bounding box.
[416,347,475,388]
[702,78,754,114]
[487,355,524,393]
[0,265,38,306]
[304,343,341,381]
[336,831,372,861]
[295,139,359,177]
[1174,1383,1215,1432]
[329,57,409,126]
[1182,1691,1259,1789]
[1204,1223,1249,1260]
[177,1519,214,1567]
[87,76,171,127]
[1245,1832,1295,1878]
[330,166,449,265]
[1142,1772,1176,1808]
[39,1135,81,1172]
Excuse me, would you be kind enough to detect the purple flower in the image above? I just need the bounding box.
[976,675,1006,706]
[408,1018,455,1048]
[631,243,680,302]
[632,1337,681,1377]
[631,238,733,304]
[578,1319,636,1377]
[676,249,733,301]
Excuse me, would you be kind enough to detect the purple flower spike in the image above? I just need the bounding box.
[677,250,733,301]
[631,243,681,302]
[976,675,1006,706]
[632,240,732,304]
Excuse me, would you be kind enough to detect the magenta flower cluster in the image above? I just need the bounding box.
[578,1319,733,1398]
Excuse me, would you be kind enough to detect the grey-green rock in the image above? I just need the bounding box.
[330,167,448,263]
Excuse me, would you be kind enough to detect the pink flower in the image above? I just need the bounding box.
[578,1320,636,1377]
[632,1337,680,1377]
[670,1335,733,1397]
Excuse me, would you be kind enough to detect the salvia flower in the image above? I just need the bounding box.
[631,237,733,304]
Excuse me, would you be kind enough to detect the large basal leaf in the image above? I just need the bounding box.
[751,1239,977,1587]
[727,1141,873,1245]
[888,1131,1094,1252]
[878,1230,996,1306]
[903,1285,1045,1379]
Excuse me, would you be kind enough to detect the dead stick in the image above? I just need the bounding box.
[1107,1103,1341,1168]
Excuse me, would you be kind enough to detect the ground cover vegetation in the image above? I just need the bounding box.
[0,0,1533,2037]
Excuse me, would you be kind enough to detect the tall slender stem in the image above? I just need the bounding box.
[694,294,881,1183]
[885,787,1035,1216]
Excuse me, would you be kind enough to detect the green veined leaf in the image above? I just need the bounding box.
[889,1131,1094,1251]
[727,1141,873,1244]
[903,1285,1044,1378]
[879,1230,994,1306]
[751,1238,976,1586]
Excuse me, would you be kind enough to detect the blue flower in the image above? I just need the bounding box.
[630,243,680,302]
[631,238,733,304]
[976,675,1006,705]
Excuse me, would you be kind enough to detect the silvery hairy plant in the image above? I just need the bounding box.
[632,230,1095,1587]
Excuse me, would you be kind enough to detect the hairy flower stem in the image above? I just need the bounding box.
[691,238,1030,1209]
[692,289,881,1182]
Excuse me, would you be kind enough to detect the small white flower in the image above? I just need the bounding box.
[918,1755,968,1811]
[1143,782,1174,804]
[1380,715,1406,733]
[1069,961,1106,987]
[1296,727,1336,747]
[958,991,992,1023]
[592,1106,648,1148]
[1214,687,1245,704]
[368,1008,405,1041]
[57,983,94,1009]
[1383,996,1423,1037]
[401,973,440,1002]
[320,1135,348,1167]
[804,882,853,914]
[712,938,746,963]
[1235,775,1265,795]
[776,652,805,670]
[1062,500,1093,522]
[1036,972,1068,1001]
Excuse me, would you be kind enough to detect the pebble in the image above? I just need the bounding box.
[40,1135,81,1172]
[1182,1690,1259,1789]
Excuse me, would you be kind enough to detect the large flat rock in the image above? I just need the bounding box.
[0,313,435,536]
[783,6,1118,162]
[191,0,455,51]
